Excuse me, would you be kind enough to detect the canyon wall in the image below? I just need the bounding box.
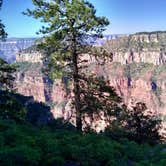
[103,32,166,115]
[16,51,43,63]
[104,32,166,65]
[92,62,166,115]
[14,32,166,126]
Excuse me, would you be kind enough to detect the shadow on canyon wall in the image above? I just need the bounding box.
[0,90,52,124]
[0,89,164,144]
[0,89,76,131]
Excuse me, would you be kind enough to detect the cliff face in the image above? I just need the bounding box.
[102,32,166,114]
[111,51,165,65]
[105,32,166,65]
[16,51,43,63]
[15,62,46,102]
[14,32,166,123]
[91,62,166,115]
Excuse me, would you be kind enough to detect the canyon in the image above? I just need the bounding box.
[13,32,166,130]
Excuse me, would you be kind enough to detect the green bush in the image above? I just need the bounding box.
[0,92,27,122]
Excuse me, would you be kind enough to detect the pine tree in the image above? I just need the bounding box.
[0,58,16,90]
[24,0,109,131]
[125,102,161,144]
[105,102,162,144]
[0,0,16,91]
[0,0,7,40]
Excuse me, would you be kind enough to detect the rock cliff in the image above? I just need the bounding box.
[105,32,166,65]
[14,31,166,127]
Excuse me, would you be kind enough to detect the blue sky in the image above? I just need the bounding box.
[1,0,166,37]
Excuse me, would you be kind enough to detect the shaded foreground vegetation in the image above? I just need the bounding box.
[0,90,165,166]
[0,119,166,166]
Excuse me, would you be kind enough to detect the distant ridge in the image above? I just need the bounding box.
[0,38,37,63]
[3,32,164,63]
[135,30,166,35]
[1,31,165,63]
[0,35,123,63]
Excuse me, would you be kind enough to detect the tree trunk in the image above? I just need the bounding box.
[73,51,82,131]
[71,31,82,131]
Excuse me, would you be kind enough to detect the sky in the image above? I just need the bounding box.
[1,0,166,37]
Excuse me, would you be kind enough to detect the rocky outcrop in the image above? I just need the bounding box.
[104,31,166,65]
[0,35,122,63]
[16,51,43,63]
[132,32,166,43]
[112,51,166,65]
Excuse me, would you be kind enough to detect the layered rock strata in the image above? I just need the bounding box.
[14,31,166,131]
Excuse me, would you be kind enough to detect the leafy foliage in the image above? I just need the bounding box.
[0,91,27,122]
[0,0,7,40]
[0,119,165,166]
[105,102,162,144]
[126,103,162,144]
[0,0,16,91]
[0,58,16,90]
[24,0,109,79]
[78,75,123,130]
[0,90,55,125]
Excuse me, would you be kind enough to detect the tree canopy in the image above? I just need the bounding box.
[0,0,7,40]
[0,58,16,90]
[0,0,16,91]
[24,0,110,130]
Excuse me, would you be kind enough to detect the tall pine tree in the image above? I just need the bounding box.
[24,0,109,130]
[0,0,16,91]
[0,0,7,40]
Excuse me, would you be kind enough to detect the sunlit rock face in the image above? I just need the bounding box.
[16,51,43,63]
[90,62,166,115]
[14,31,166,131]
[105,32,166,65]
[112,51,166,65]
[101,31,166,115]
[14,63,46,102]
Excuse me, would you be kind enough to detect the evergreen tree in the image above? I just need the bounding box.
[24,0,109,130]
[105,102,162,144]
[0,0,7,40]
[0,58,16,90]
[79,75,123,131]
[125,102,161,144]
[0,0,16,91]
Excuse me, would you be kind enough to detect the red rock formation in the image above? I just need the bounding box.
[14,32,166,134]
